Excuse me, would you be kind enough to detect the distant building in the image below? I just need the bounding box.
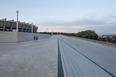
[99,35,115,38]
[0,18,38,33]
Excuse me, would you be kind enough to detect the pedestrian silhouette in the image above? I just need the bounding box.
[36,36,38,42]
[34,36,36,41]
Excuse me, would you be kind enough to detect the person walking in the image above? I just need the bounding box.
[36,36,38,42]
[34,36,36,41]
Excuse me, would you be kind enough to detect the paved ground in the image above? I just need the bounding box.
[0,35,116,77]
[59,35,116,77]
[72,36,116,49]
[0,36,57,77]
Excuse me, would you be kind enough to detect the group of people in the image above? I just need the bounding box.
[34,36,38,42]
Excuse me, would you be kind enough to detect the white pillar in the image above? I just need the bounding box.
[52,30,53,35]
[3,18,6,31]
[38,27,39,32]
[16,10,19,32]
[32,22,33,33]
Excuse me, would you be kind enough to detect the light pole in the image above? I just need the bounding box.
[16,10,19,32]
[32,22,33,33]
[52,30,53,35]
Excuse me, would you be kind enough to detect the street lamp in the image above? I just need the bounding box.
[16,10,19,32]
[32,22,33,33]
[52,30,53,35]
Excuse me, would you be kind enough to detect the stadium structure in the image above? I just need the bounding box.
[0,18,38,33]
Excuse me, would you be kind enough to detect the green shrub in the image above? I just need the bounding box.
[76,30,98,40]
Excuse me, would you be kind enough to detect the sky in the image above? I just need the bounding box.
[0,0,116,34]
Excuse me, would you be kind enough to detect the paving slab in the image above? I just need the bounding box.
[59,35,116,77]
[59,39,112,77]
[0,36,58,77]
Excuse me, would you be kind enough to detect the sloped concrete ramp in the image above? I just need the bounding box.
[0,35,116,77]
[0,31,52,43]
[0,36,57,77]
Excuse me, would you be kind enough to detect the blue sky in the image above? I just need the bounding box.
[0,0,116,34]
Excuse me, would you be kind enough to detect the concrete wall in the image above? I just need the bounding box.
[0,31,17,43]
[0,31,52,43]
[18,32,52,42]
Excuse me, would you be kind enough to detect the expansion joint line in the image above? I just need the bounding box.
[57,38,64,77]
[59,38,115,77]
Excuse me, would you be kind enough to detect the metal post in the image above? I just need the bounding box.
[38,27,39,32]
[16,10,19,32]
[3,18,6,31]
[52,30,53,35]
[32,22,33,33]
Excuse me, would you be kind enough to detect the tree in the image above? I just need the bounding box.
[76,30,98,40]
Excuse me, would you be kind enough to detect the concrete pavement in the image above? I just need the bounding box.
[0,36,57,77]
[0,35,116,77]
[59,35,116,77]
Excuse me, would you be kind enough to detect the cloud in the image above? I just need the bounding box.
[34,15,116,34]
[34,17,109,27]
[108,15,116,18]
[73,19,105,26]
[88,25,116,35]
[38,28,85,33]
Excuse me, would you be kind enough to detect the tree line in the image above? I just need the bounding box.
[39,30,116,44]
